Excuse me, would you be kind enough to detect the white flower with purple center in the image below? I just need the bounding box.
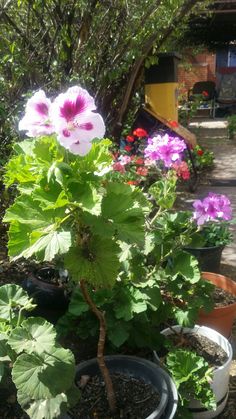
[144,134,186,168]
[50,86,105,155]
[18,90,54,137]
[193,193,232,226]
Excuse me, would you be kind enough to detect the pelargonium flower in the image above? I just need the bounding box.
[51,86,105,155]
[18,90,54,137]
[193,193,232,225]
[172,161,190,180]
[133,128,148,137]
[144,133,186,168]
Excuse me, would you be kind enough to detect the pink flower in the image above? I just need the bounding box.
[136,167,148,176]
[113,162,126,173]
[51,86,105,155]
[18,90,54,137]
[119,155,132,165]
[193,193,232,225]
[144,134,186,168]
[172,161,190,180]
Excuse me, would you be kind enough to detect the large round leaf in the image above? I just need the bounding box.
[17,392,68,419]
[8,317,56,354]
[12,346,75,399]
[0,284,34,320]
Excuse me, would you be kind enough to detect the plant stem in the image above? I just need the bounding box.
[80,280,116,412]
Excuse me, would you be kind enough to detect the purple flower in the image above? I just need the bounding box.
[18,90,54,137]
[193,193,232,225]
[51,86,105,155]
[144,134,186,168]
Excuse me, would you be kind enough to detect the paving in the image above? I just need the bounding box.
[186,118,236,268]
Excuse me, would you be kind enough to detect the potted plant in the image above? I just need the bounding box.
[3,86,178,417]
[22,263,70,323]
[154,324,233,418]
[197,271,236,338]
[227,114,236,140]
[0,283,78,418]
[184,192,233,273]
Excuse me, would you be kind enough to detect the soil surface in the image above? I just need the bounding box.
[212,285,236,307]
[70,373,160,419]
[168,332,228,367]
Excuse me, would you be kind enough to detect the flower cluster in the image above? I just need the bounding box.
[193,193,232,226]
[144,133,187,168]
[172,161,190,180]
[19,87,105,155]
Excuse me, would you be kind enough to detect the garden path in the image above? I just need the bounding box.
[188,119,236,418]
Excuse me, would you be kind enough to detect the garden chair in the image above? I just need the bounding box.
[188,81,217,118]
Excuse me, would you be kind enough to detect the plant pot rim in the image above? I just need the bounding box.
[75,354,178,419]
[184,245,225,251]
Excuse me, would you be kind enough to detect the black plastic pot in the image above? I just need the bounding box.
[22,267,69,323]
[184,245,224,273]
[75,355,178,419]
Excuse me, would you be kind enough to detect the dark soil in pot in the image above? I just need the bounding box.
[165,332,228,366]
[70,372,160,419]
[211,285,236,307]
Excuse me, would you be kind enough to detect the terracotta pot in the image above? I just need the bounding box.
[198,271,236,338]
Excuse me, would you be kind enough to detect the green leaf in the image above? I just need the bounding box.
[68,288,90,316]
[68,181,101,214]
[167,251,200,284]
[3,195,51,227]
[65,236,120,287]
[167,349,207,387]
[17,392,69,419]
[0,363,4,383]
[13,231,71,261]
[108,321,130,347]
[0,284,34,321]
[12,346,75,400]
[8,317,56,354]
[101,183,145,245]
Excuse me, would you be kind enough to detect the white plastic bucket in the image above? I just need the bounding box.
[154,325,232,419]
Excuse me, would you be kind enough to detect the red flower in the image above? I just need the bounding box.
[133,128,148,137]
[136,167,148,176]
[126,135,135,143]
[197,149,204,156]
[127,180,138,185]
[124,145,132,152]
[169,120,179,128]
[136,157,144,165]
[202,91,209,98]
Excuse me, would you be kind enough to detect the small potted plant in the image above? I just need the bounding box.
[184,192,233,273]
[3,86,178,418]
[154,324,233,418]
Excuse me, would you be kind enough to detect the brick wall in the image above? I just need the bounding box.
[178,50,216,93]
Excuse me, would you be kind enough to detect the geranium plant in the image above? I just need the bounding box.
[3,86,148,413]
[189,192,233,247]
[0,284,77,418]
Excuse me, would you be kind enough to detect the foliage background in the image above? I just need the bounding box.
[0,0,209,162]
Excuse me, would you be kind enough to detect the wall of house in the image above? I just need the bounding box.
[178,51,216,92]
